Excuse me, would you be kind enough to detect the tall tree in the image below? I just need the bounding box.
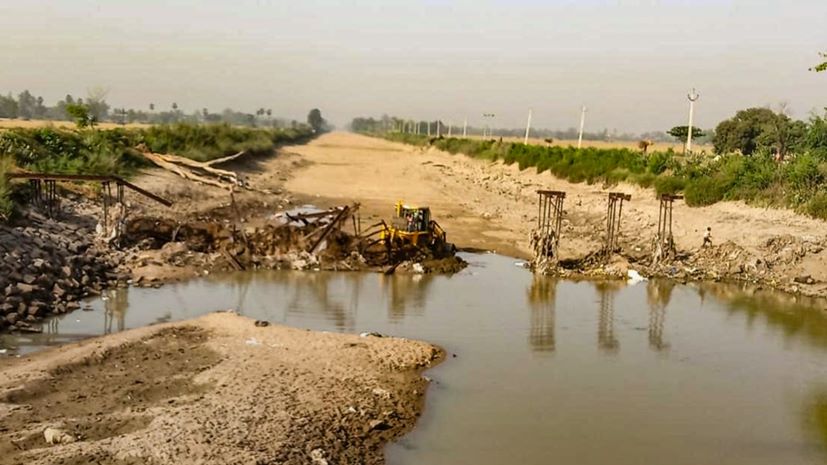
[17,90,37,119]
[85,87,110,121]
[0,93,18,118]
[65,103,93,128]
[713,107,805,157]
[667,126,705,142]
[307,108,326,132]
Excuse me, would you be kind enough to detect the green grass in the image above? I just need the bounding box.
[378,134,827,220]
[0,157,13,219]
[0,123,314,220]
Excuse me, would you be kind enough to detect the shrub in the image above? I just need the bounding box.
[383,134,827,215]
[0,156,14,219]
[684,177,726,206]
[0,124,314,214]
[630,172,657,188]
[804,191,827,219]
[646,151,672,174]
[654,175,686,196]
[139,123,309,162]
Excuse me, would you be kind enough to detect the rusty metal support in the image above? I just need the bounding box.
[29,179,41,208]
[6,173,172,207]
[308,204,361,254]
[46,179,57,217]
[102,181,110,233]
[604,192,631,261]
[533,190,566,271]
[652,194,683,265]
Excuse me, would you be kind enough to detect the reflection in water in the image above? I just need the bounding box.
[284,272,361,331]
[595,281,623,353]
[383,274,434,322]
[804,388,827,457]
[527,275,557,353]
[104,287,129,334]
[646,280,674,351]
[699,282,827,349]
[42,317,60,344]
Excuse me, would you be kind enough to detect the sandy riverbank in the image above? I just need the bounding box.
[281,132,827,297]
[0,312,442,464]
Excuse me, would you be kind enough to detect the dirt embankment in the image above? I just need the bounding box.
[282,132,827,297]
[0,143,466,332]
[0,312,442,464]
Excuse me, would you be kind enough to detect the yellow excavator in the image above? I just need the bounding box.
[379,201,449,250]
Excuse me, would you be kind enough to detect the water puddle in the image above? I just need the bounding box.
[2,253,827,464]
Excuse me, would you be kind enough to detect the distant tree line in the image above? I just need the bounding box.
[350,114,714,145]
[0,89,306,129]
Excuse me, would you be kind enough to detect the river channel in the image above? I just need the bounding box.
[2,253,827,464]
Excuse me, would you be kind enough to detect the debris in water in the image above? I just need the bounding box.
[627,269,647,285]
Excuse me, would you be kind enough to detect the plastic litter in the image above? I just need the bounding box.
[627,269,647,285]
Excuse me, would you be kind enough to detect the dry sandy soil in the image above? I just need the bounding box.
[0,312,441,465]
[0,119,149,131]
[282,132,827,289]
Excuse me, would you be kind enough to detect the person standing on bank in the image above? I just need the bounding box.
[703,227,712,247]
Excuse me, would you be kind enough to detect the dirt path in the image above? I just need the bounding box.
[283,132,827,293]
[0,312,441,464]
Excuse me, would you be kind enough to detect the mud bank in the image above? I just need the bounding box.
[0,312,442,464]
[537,236,827,299]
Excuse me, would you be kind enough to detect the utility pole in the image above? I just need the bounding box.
[427,121,431,137]
[524,108,533,145]
[577,105,587,149]
[483,113,495,138]
[448,122,452,137]
[463,117,467,138]
[686,88,700,154]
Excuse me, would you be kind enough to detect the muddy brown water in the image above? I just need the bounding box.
[3,253,827,464]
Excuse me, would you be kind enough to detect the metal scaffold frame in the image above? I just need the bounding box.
[604,192,631,261]
[652,193,683,265]
[532,190,566,271]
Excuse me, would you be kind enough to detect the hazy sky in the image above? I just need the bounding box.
[1,0,825,133]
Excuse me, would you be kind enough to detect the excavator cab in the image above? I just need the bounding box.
[392,203,431,233]
[381,201,447,248]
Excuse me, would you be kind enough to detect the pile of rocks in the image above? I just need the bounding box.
[0,211,122,332]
